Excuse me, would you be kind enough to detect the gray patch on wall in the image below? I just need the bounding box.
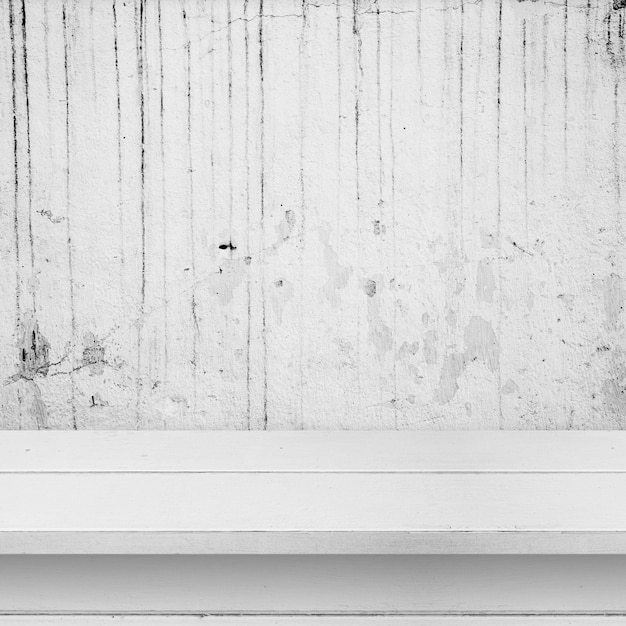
[601,349,626,420]
[435,316,499,404]
[364,278,393,359]
[82,332,106,376]
[476,258,496,303]
[423,330,438,365]
[19,317,51,380]
[604,273,624,331]
[320,223,352,303]
[363,279,377,298]
[464,316,499,373]
[14,316,52,429]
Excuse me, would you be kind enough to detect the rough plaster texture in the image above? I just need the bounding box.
[1,0,625,429]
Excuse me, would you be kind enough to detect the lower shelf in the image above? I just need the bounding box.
[3,556,626,615]
[2,618,626,625]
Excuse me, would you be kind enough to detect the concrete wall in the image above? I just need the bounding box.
[1,0,624,429]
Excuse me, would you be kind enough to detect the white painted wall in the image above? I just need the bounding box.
[0,0,624,429]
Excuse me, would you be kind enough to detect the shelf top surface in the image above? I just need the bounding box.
[1,431,626,555]
[1,430,626,472]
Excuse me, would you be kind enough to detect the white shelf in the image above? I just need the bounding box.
[1,432,626,554]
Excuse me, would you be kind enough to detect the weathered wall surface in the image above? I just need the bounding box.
[1,0,625,429]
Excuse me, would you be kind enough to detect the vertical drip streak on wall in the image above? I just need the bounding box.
[496,0,503,426]
[136,0,146,425]
[89,0,97,102]
[523,18,528,248]
[615,15,622,215]
[182,8,198,411]
[583,0,591,171]
[298,0,308,428]
[376,0,383,423]
[459,0,464,257]
[43,1,52,123]
[157,0,167,382]
[336,0,343,421]
[113,1,125,286]
[226,0,235,426]
[259,0,267,429]
[9,0,20,321]
[353,0,362,409]
[563,0,569,178]
[227,0,234,245]
[542,13,548,185]
[90,0,98,102]
[62,3,77,429]
[416,0,421,110]
[389,6,397,427]
[20,0,34,315]
[376,0,382,229]
[8,0,23,425]
[244,0,252,430]
[336,0,342,259]
[471,1,482,219]
[614,8,624,332]
[209,0,215,384]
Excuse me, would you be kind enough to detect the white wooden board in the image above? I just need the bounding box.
[2,618,626,625]
[3,436,626,616]
[2,433,626,554]
[2,556,626,615]
[2,432,626,472]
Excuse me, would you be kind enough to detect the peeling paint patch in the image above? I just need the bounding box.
[217,258,247,305]
[89,392,109,408]
[82,332,106,376]
[364,278,393,359]
[603,273,624,331]
[464,316,499,373]
[435,317,500,404]
[270,277,294,324]
[601,348,626,422]
[37,207,64,223]
[398,341,419,359]
[502,379,520,395]
[373,220,386,236]
[368,320,393,358]
[23,382,48,429]
[557,293,576,312]
[277,209,296,240]
[319,223,351,302]
[480,228,496,249]
[18,317,51,380]
[363,279,377,297]
[10,317,52,429]
[423,330,438,365]
[435,353,465,404]
[602,372,626,419]
[476,258,496,303]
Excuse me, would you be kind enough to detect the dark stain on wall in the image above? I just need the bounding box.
[364,279,377,297]
[82,332,106,376]
[19,319,51,380]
